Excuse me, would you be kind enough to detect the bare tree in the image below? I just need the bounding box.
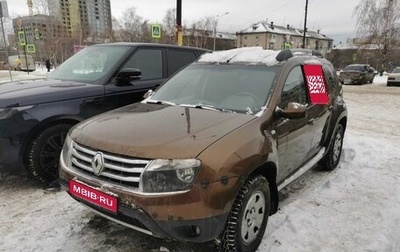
[185,16,214,48]
[32,0,49,15]
[162,8,176,44]
[353,0,400,71]
[116,7,148,42]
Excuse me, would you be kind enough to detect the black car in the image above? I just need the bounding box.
[0,42,209,183]
[338,64,376,84]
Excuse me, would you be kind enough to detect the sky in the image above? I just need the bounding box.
[1,70,400,251]
[5,0,361,45]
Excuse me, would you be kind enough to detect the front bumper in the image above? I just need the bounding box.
[59,163,239,243]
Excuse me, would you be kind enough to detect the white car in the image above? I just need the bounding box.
[387,67,400,86]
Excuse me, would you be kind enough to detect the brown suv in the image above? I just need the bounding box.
[59,48,347,252]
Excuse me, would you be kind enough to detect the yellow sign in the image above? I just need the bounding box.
[151,24,161,39]
[26,44,35,53]
[18,31,26,46]
[177,31,183,46]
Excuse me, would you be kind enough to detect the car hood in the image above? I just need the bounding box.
[70,103,255,159]
[0,79,103,107]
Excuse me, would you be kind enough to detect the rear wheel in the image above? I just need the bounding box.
[319,124,344,171]
[25,124,71,184]
[217,175,270,252]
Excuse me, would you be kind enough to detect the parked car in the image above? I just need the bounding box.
[0,42,209,183]
[387,67,400,86]
[338,64,376,84]
[59,48,347,252]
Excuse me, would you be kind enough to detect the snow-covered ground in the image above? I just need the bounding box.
[0,72,399,252]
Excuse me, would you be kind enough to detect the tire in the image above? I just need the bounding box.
[319,124,344,171]
[217,175,270,252]
[25,124,71,184]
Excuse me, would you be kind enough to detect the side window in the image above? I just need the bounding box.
[279,66,307,109]
[166,49,197,76]
[323,64,337,91]
[124,49,162,80]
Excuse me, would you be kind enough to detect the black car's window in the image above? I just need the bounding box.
[124,49,162,80]
[166,49,197,76]
[280,66,307,109]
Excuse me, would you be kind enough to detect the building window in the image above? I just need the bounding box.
[256,36,259,39]
[244,36,247,40]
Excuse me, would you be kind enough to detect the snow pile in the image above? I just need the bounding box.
[198,47,280,65]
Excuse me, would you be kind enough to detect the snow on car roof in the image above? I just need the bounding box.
[198,47,280,65]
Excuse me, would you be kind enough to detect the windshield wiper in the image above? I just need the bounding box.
[179,103,222,112]
[144,99,176,106]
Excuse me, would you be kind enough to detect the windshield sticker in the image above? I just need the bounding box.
[303,65,329,104]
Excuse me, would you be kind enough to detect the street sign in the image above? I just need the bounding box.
[151,24,161,39]
[18,31,26,46]
[26,44,35,53]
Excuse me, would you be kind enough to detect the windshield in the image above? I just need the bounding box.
[150,64,278,114]
[47,45,132,84]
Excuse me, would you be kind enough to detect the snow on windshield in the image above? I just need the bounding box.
[198,47,280,65]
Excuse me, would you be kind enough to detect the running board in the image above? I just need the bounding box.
[80,203,154,236]
[277,147,326,191]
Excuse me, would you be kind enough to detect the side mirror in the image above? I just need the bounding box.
[143,89,154,99]
[115,68,141,85]
[276,102,307,119]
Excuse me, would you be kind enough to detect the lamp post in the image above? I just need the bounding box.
[213,12,229,51]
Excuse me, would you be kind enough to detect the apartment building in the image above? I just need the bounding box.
[48,0,112,40]
[236,21,333,56]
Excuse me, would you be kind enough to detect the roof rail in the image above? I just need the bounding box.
[275,49,323,62]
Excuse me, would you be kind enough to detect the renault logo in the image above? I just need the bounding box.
[91,152,105,176]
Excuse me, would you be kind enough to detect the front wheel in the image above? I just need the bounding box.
[319,124,344,171]
[25,124,72,184]
[217,175,270,252]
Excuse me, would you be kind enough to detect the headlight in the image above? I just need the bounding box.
[140,159,201,193]
[61,134,73,167]
[0,105,35,120]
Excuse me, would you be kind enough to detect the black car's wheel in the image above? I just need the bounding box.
[217,175,270,252]
[25,124,71,184]
[319,124,344,171]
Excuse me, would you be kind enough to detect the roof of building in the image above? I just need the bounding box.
[238,21,332,41]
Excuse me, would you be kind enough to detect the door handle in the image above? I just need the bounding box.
[308,118,315,125]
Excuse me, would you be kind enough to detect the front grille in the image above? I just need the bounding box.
[71,141,150,189]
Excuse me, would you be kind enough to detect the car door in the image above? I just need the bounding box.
[305,64,332,156]
[275,66,314,180]
[104,47,165,110]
